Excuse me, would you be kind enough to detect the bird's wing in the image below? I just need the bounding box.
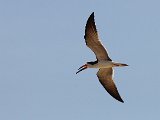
[97,68,124,103]
[84,12,112,61]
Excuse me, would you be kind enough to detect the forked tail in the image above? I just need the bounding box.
[113,63,128,67]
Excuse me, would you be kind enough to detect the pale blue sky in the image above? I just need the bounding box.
[0,0,160,120]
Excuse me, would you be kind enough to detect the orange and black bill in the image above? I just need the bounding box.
[76,64,87,74]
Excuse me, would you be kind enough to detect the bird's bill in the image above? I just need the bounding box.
[76,64,88,74]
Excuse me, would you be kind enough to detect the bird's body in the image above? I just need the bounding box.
[87,60,128,68]
[88,61,113,68]
[76,12,128,103]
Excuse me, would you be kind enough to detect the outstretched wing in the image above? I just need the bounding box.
[84,12,112,61]
[97,68,124,103]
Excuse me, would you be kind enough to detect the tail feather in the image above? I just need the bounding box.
[120,63,128,66]
[113,63,128,67]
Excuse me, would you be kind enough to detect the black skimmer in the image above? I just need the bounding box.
[76,12,128,103]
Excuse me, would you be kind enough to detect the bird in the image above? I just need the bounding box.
[76,12,128,103]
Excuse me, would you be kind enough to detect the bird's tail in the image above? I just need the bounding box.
[113,63,128,67]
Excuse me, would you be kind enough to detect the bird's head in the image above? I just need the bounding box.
[76,63,88,74]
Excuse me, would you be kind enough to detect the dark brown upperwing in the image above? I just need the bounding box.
[97,68,124,103]
[84,12,112,61]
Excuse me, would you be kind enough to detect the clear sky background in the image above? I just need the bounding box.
[0,0,160,120]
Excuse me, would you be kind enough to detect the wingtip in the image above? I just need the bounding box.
[116,96,124,103]
[90,12,94,17]
[86,12,95,24]
[119,99,124,103]
[109,93,124,103]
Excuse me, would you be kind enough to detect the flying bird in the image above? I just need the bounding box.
[76,12,128,103]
